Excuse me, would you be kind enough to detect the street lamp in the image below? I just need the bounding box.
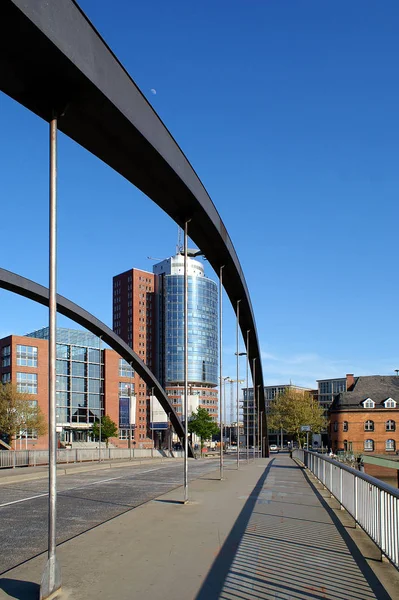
[235,351,247,460]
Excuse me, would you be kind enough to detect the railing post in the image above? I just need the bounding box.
[13,451,16,469]
[340,467,344,509]
[354,476,358,522]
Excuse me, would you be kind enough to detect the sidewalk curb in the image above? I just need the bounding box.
[0,457,184,486]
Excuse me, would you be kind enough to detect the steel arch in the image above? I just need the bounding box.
[0,0,268,451]
[0,268,193,457]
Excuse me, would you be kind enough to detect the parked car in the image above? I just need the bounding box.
[269,444,279,453]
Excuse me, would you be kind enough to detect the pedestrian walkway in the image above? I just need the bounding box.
[0,455,397,599]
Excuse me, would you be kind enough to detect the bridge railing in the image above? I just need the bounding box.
[294,449,399,569]
[0,448,184,469]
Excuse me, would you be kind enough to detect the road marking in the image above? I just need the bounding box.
[0,493,48,507]
[0,466,167,507]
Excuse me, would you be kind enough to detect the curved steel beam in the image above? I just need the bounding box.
[0,268,193,457]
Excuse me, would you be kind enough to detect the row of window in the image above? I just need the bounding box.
[363,439,396,451]
[333,420,396,432]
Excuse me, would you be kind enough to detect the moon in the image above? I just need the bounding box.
[150,88,157,95]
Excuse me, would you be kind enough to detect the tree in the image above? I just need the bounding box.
[268,388,326,447]
[92,415,118,448]
[0,382,47,444]
[188,407,220,452]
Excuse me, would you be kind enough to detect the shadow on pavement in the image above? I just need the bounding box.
[0,578,39,599]
[195,459,274,600]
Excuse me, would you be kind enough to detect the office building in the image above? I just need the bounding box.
[243,384,312,445]
[113,254,219,431]
[0,327,153,450]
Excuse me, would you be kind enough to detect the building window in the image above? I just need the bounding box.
[333,421,338,432]
[1,345,11,367]
[363,398,375,409]
[17,428,38,439]
[364,420,374,432]
[119,429,131,440]
[16,372,38,394]
[1,372,11,384]
[343,421,348,432]
[384,398,396,408]
[119,359,134,378]
[386,420,396,432]
[386,439,396,452]
[343,440,348,452]
[16,345,38,367]
[119,382,134,396]
[364,439,374,452]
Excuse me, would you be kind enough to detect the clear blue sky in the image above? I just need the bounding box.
[1,0,398,389]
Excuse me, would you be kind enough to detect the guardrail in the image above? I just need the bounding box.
[294,449,399,569]
[0,448,184,469]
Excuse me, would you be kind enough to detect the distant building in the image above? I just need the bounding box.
[243,384,311,446]
[317,376,347,412]
[329,374,399,454]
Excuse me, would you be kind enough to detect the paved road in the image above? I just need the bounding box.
[0,458,235,574]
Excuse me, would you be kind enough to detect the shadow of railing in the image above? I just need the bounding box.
[195,459,275,599]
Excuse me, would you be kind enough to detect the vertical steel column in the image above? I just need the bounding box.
[252,358,256,460]
[129,363,133,460]
[246,330,250,463]
[151,386,154,456]
[260,410,264,458]
[236,300,241,469]
[183,220,189,502]
[40,117,61,600]
[256,385,260,458]
[219,266,224,480]
[98,336,102,462]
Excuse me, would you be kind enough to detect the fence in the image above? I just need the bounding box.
[293,449,399,569]
[0,448,184,469]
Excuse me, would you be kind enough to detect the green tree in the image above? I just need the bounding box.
[92,415,118,448]
[0,382,47,444]
[188,407,220,452]
[268,388,326,447]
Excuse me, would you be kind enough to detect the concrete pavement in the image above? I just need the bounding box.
[0,455,398,599]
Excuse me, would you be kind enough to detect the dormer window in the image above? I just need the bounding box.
[384,398,396,409]
[363,398,375,409]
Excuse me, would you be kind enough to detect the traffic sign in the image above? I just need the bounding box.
[301,425,311,432]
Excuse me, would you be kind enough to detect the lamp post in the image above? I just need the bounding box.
[236,300,241,469]
[235,351,247,460]
[219,265,224,480]
[98,336,102,462]
[183,220,190,503]
[252,358,256,460]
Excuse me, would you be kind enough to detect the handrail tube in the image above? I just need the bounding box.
[294,449,399,568]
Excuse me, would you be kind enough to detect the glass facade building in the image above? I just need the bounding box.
[164,274,218,385]
[27,327,104,430]
[153,255,218,387]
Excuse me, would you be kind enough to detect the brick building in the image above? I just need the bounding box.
[329,374,399,454]
[0,328,154,450]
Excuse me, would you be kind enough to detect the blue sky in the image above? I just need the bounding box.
[1,0,399,389]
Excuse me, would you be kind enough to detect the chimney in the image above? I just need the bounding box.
[346,374,355,391]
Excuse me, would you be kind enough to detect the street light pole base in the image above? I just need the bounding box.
[40,555,61,600]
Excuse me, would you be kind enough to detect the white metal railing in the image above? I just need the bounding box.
[294,449,399,569]
[0,448,184,469]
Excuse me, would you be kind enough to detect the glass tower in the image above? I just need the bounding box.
[153,255,218,387]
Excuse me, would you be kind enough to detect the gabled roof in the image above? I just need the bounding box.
[330,376,399,411]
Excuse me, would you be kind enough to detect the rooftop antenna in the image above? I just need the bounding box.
[176,225,182,254]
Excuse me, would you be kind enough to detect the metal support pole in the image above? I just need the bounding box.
[98,336,102,462]
[236,300,241,469]
[151,386,154,457]
[252,358,256,460]
[246,330,250,463]
[260,411,264,458]
[129,364,133,460]
[219,266,224,480]
[256,385,260,458]
[183,220,189,502]
[40,116,61,600]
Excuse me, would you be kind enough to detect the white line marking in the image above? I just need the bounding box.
[0,466,167,507]
[0,493,48,507]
